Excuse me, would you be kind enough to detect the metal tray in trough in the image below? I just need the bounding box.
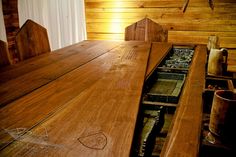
[145,72,186,104]
[158,47,194,73]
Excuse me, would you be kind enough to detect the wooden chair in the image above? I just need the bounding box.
[125,17,168,42]
[0,40,11,67]
[15,19,51,61]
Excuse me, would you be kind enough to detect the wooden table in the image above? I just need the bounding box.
[0,40,172,156]
[0,40,216,157]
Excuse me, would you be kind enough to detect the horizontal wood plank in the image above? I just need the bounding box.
[86,18,236,25]
[168,31,236,48]
[86,13,236,21]
[0,41,121,107]
[87,33,124,40]
[86,22,236,33]
[86,2,236,8]
[0,40,96,83]
[85,0,236,2]
[169,31,236,37]
[86,7,236,13]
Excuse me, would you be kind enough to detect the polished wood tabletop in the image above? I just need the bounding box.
[0,40,172,156]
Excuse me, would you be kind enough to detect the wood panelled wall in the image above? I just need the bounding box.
[85,0,236,48]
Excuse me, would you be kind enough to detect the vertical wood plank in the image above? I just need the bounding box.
[161,45,207,157]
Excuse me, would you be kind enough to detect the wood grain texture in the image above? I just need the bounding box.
[145,42,172,78]
[125,18,168,42]
[86,22,236,33]
[0,41,151,157]
[85,1,236,8]
[0,41,121,107]
[15,19,51,61]
[169,31,236,48]
[85,0,236,49]
[160,45,207,157]
[88,31,236,48]
[85,0,236,2]
[0,40,98,83]
[227,49,236,72]
[0,41,131,150]
[0,40,11,67]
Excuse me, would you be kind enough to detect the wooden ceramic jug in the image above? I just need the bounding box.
[207,48,228,76]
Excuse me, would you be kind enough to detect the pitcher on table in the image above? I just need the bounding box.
[207,48,228,76]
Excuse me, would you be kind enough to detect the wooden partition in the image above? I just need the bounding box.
[85,0,236,48]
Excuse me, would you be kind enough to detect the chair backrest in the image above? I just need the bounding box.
[0,40,11,67]
[125,18,168,42]
[16,19,51,61]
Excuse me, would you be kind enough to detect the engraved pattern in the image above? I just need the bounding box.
[78,132,107,150]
